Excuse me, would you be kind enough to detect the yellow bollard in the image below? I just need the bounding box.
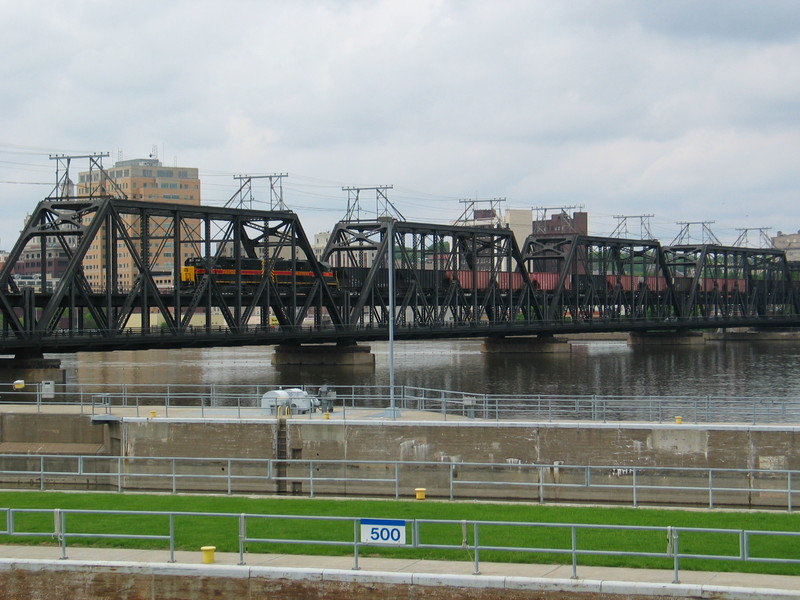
[415,487,426,500]
[675,416,683,424]
[201,546,216,564]
[149,410,157,419]
[323,412,330,420]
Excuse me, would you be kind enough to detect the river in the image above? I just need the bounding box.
[55,337,800,399]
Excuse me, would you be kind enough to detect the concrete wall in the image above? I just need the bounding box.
[289,421,800,470]
[0,559,738,600]
[1,414,798,505]
[113,417,800,505]
[0,413,108,454]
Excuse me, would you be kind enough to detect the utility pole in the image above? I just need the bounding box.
[341,185,400,221]
[733,227,772,248]
[611,214,655,239]
[671,221,721,246]
[455,197,506,227]
[228,173,288,210]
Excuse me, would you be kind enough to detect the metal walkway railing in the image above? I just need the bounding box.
[0,453,797,510]
[2,507,798,582]
[4,382,800,424]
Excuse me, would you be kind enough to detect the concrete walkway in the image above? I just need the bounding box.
[1,544,799,598]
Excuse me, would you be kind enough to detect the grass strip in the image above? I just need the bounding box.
[0,490,798,575]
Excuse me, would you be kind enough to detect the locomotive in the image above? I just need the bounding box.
[180,256,337,289]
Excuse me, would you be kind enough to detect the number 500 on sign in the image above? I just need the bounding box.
[360,518,406,545]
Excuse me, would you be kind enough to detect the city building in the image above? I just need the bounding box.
[532,210,588,236]
[773,231,800,262]
[77,158,202,291]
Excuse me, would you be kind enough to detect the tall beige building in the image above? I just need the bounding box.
[77,158,202,291]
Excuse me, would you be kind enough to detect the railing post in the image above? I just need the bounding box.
[740,529,747,561]
[570,526,578,579]
[449,463,454,501]
[169,514,175,563]
[353,519,361,570]
[538,466,545,503]
[309,461,315,498]
[632,469,638,507]
[238,513,246,565]
[473,522,481,575]
[789,471,793,512]
[671,528,680,584]
[709,470,714,509]
[40,456,45,492]
[227,459,232,495]
[55,509,67,560]
[172,459,177,494]
[117,456,123,492]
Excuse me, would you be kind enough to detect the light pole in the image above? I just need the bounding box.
[387,217,398,418]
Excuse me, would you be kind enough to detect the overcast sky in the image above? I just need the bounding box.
[1,0,798,249]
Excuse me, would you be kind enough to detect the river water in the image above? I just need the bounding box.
[56,337,800,399]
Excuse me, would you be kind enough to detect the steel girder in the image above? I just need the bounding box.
[322,219,544,329]
[519,235,679,322]
[0,198,343,342]
[662,244,797,319]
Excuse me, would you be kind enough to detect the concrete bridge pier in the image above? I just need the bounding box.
[628,331,707,346]
[481,335,571,354]
[271,342,375,367]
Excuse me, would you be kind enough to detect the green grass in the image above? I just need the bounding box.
[0,491,798,576]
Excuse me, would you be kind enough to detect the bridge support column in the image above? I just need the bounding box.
[481,335,570,354]
[628,331,707,346]
[271,343,376,367]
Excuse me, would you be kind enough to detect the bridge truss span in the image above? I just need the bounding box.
[0,157,799,356]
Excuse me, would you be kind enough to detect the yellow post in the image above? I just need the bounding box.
[201,546,216,564]
[675,416,683,424]
[415,488,426,500]
[149,410,157,419]
[323,412,330,420]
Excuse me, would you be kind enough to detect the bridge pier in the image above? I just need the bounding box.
[706,328,800,342]
[271,342,376,367]
[627,331,707,346]
[481,335,571,354]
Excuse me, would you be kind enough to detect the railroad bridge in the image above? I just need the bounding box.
[1,162,799,361]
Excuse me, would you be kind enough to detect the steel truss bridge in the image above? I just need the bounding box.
[1,185,799,359]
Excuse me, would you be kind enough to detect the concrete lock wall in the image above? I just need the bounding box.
[1,413,798,504]
[117,418,800,504]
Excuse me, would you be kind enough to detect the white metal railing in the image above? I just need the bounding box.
[2,382,800,424]
[0,454,797,510]
[2,507,799,581]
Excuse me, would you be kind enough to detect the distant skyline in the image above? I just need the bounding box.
[1,1,798,249]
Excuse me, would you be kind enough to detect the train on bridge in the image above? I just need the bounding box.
[177,256,770,297]
[173,257,800,310]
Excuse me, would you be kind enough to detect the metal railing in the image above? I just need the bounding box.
[3,382,800,424]
[2,507,798,581]
[0,454,798,510]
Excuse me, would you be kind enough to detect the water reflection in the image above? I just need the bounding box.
[55,338,800,398]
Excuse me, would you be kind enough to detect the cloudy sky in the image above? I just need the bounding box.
[1,0,798,249]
